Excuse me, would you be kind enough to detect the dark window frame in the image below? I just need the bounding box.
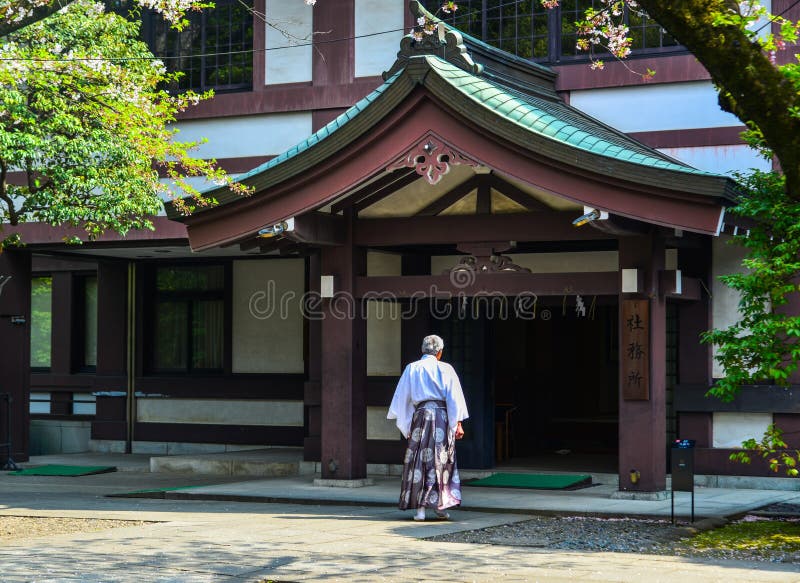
[143,0,254,94]
[424,0,685,65]
[144,262,228,375]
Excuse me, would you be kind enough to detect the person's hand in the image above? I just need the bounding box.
[455,422,464,440]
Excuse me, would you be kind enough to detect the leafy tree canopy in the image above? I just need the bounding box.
[0,0,257,242]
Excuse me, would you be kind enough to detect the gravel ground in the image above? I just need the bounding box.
[429,515,690,552]
[0,516,150,541]
[428,507,800,564]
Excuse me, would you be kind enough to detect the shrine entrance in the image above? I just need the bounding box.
[175,20,733,491]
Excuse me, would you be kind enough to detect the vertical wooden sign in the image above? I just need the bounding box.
[622,299,649,400]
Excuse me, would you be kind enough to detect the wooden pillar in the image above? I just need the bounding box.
[677,238,712,387]
[50,272,73,375]
[675,238,713,445]
[93,261,128,442]
[312,0,354,87]
[0,250,31,462]
[304,252,322,461]
[320,210,366,479]
[618,233,667,492]
[96,261,128,378]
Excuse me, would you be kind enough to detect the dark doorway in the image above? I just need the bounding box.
[434,297,619,471]
[491,301,619,467]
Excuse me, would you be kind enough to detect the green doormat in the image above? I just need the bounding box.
[10,465,117,477]
[465,473,592,490]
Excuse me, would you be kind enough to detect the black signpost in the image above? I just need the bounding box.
[671,439,695,524]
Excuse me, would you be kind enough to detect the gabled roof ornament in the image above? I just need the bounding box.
[387,133,480,185]
[382,1,483,81]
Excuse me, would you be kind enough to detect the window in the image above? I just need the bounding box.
[75,275,98,371]
[423,0,681,64]
[30,276,52,370]
[150,265,225,372]
[144,0,254,93]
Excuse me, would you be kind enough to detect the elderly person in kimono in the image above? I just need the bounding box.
[388,334,469,521]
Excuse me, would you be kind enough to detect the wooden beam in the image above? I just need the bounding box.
[354,212,614,246]
[667,276,701,301]
[355,272,619,298]
[329,170,416,214]
[415,176,480,216]
[286,212,344,246]
[490,175,550,212]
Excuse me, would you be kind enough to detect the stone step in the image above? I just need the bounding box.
[150,455,315,477]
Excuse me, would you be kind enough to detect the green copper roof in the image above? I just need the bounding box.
[423,56,712,176]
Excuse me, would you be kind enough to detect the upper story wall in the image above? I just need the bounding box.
[158,0,786,180]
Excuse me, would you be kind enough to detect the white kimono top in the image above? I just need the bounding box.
[387,354,469,439]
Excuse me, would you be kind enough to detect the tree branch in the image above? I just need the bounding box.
[0,159,20,225]
[0,1,74,38]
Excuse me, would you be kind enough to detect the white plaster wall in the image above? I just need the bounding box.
[173,113,313,160]
[367,300,401,376]
[368,406,402,440]
[365,251,402,376]
[711,235,748,378]
[658,145,772,177]
[354,0,405,78]
[265,0,313,84]
[569,81,741,133]
[233,259,305,374]
[665,248,678,271]
[367,250,402,276]
[713,412,772,448]
[136,398,304,426]
[431,251,619,274]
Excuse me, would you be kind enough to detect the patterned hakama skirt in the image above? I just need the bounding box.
[398,400,462,511]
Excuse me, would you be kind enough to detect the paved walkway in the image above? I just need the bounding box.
[162,475,799,520]
[1,456,800,581]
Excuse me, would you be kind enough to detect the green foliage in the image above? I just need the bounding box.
[0,0,248,244]
[685,518,800,558]
[702,171,800,402]
[729,423,800,477]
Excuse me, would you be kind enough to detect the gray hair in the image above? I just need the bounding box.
[421,334,444,356]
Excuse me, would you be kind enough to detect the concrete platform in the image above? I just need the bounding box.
[114,474,800,521]
[10,451,800,522]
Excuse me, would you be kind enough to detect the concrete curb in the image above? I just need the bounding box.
[105,489,732,523]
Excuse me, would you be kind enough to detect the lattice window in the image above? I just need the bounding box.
[144,0,253,94]
[423,0,682,64]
